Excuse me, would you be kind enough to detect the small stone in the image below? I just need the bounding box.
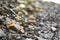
[40,21,44,25]
[25,17,29,22]
[17,0,26,3]
[0,29,6,36]
[19,4,26,8]
[25,38,32,40]
[28,25,33,28]
[20,29,25,33]
[51,27,57,31]
[6,17,11,22]
[38,31,41,34]
[16,36,21,39]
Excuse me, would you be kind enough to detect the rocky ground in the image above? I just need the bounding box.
[0,0,60,40]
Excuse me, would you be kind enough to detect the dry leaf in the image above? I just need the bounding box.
[7,20,15,27]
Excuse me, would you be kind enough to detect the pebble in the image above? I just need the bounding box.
[25,38,32,40]
[20,29,25,33]
[28,25,34,28]
[51,27,57,31]
[0,29,6,36]
[19,4,26,8]
[16,36,21,39]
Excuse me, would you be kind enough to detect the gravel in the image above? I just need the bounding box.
[0,0,60,40]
